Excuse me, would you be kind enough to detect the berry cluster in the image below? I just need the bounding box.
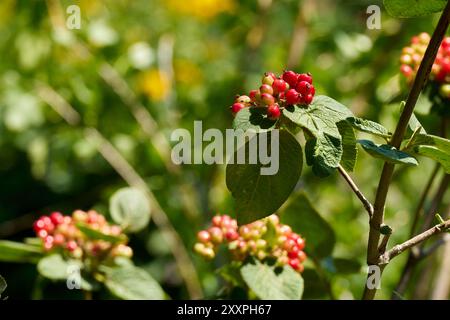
[33,210,132,260]
[230,70,316,119]
[194,214,306,273]
[400,32,450,99]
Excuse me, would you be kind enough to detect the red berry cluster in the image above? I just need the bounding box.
[194,214,306,273]
[33,210,132,260]
[400,32,450,99]
[230,70,315,119]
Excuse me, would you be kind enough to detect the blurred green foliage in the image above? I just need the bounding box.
[0,0,448,299]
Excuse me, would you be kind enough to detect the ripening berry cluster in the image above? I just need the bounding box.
[33,210,132,260]
[194,214,307,273]
[400,32,450,99]
[230,70,316,119]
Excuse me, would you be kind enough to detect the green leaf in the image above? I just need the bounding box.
[233,107,277,133]
[280,192,335,259]
[358,139,418,166]
[337,120,357,172]
[0,240,43,263]
[346,117,391,138]
[384,0,447,17]
[104,266,166,300]
[408,113,427,134]
[409,134,450,154]
[240,259,303,300]
[37,254,81,280]
[217,262,246,288]
[109,187,151,233]
[76,223,127,244]
[0,275,6,298]
[301,268,329,299]
[415,145,450,173]
[283,95,353,139]
[305,133,342,177]
[226,130,303,224]
[283,95,353,177]
[37,254,95,290]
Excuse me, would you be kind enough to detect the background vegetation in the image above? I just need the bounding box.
[0,0,448,299]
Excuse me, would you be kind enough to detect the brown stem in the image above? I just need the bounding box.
[379,220,450,265]
[337,165,374,217]
[362,0,450,300]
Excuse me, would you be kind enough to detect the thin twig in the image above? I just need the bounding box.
[337,165,374,217]
[409,164,440,237]
[419,174,450,234]
[379,220,450,265]
[36,84,203,299]
[362,0,450,300]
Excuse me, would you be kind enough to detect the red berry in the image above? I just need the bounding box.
[208,227,223,244]
[296,237,305,250]
[282,70,299,87]
[302,94,314,105]
[212,215,222,227]
[66,240,78,252]
[87,211,99,224]
[197,230,211,243]
[297,250,307,263]
[231,103,245,115]
[37,229,48,239]
[288,246,299,259]
[296,81,312,96]
[261,93,275,106]
[33,219,45,232]
[225,230,239,241]
[400,65,413,78]
[289,258,300,270]
[283,238,296,251]
[278,92,286,100]
[50,212,64,225]
[53,233,65,245]
[297,73,313,84]
[285,89,300,105]
[272,79,287,94]
[45,235,54,245]
[267,104,281,120]
[249,90,258,102]
[260,84,274,95]
[44,241,54,251]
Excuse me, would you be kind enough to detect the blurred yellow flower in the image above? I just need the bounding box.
[0,0,15,27]
[166,0,235,20]
[174,59,203,84]
[138,69,170,101]
[79,0,103,16]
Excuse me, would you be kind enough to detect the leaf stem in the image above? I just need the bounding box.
[337,165,374,217]
[362,0,450,300]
